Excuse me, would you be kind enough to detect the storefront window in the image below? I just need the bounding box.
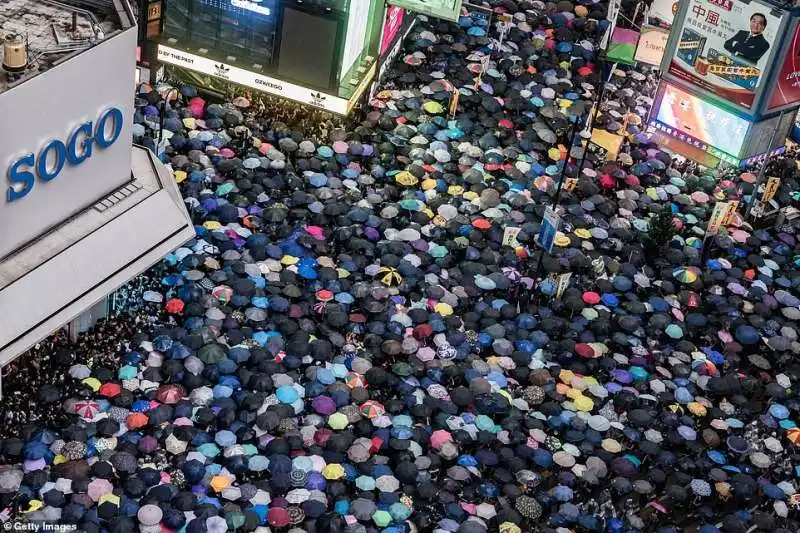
[163,0,278,69]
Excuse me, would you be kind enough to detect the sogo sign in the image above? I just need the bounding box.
[6,108,124,203]
[157,45,349,115]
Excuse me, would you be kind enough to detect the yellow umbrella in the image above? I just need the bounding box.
[395,171,418,186]
[574,395,594,412]
[174,170,188,183]
[82,377,101,391]
[447,185,464,195]
[203,221,222,230]
[98,494,120,506]
[423,101,444,114]
[322,463,345,480]
[434,302,453,316]
[377,266,403,287]
[687,402,707,416]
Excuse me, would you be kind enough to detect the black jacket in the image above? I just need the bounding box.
[723,31,769,63]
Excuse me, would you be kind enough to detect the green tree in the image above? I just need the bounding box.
[649,209,675,250]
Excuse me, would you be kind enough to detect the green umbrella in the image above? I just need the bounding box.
[373,510,392,527]
[226,512,246,531]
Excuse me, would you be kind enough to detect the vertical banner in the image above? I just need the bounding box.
[668,0,783,108]
[556,273,572,300]
[767,24,800,110]
[762,177,780,203]
[707,201,729,234]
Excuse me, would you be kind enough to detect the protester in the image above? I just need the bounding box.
[1,2,799,533]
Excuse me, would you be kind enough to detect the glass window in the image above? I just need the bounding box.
[162,0,278,68]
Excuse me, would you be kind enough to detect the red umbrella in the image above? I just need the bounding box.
[165,298,185,314]
[155,384,186,404]
[98,383,121,398]
[582,292,601,305]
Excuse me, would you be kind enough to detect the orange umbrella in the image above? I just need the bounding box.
[126,412,148,429]
[787,427,800,444]
[472,219,492,230]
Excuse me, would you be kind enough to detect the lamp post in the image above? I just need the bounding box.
[157,86,180,157]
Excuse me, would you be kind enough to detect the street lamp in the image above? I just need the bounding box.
[157,86,180,157]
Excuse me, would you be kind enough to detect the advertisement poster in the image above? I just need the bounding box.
[380,6,406,56]
[388,0,463,22]
[655,83,749,157]
[768,24,800,110]
[635,25,670,66]
[648,0,679,28]
[668,0,782,108]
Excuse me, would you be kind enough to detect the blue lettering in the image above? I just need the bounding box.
[37,140,67,182]
[95,108,123,148]
[6,154,35,202]
[67,122,94,165]
[5,107,124,202]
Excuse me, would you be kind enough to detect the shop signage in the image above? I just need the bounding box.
[387,0,463,23]
[232,0,271,16]
[767,24,800,110]
[157,45,349,115]
[635,25,669,66]
[7,108,123,203]
[668,0,783,108]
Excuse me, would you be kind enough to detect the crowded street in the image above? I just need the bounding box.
[1,1,800,533]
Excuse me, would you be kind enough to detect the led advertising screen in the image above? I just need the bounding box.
[380,6,405,56]
[654,84,749,159]
[767,24,800,110]
[668,0,782,109]
[388,0,463,23]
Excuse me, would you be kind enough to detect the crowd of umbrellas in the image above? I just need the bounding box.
[1,2,800,533]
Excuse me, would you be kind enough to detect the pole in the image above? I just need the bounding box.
[531,118,584,278]
[158,87,179,157]
[745,111,784,218]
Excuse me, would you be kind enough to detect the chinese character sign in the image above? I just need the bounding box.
[668,0,782,108]
[767,24,800,110]
[655,83,750,157]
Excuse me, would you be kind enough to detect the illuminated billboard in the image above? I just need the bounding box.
[388,0,463,22]
[652,83,748,161]
[668,0,782,108]
[767,23,800,110]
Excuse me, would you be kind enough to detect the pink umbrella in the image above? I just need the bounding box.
[332,141,349,154]
[430,430,453,449]
[691,191,709,203]
[87,479,114,501]
[74,400,101,419]
[219,148,236,159]
[731,229,749,243]
[416,347,436,362]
